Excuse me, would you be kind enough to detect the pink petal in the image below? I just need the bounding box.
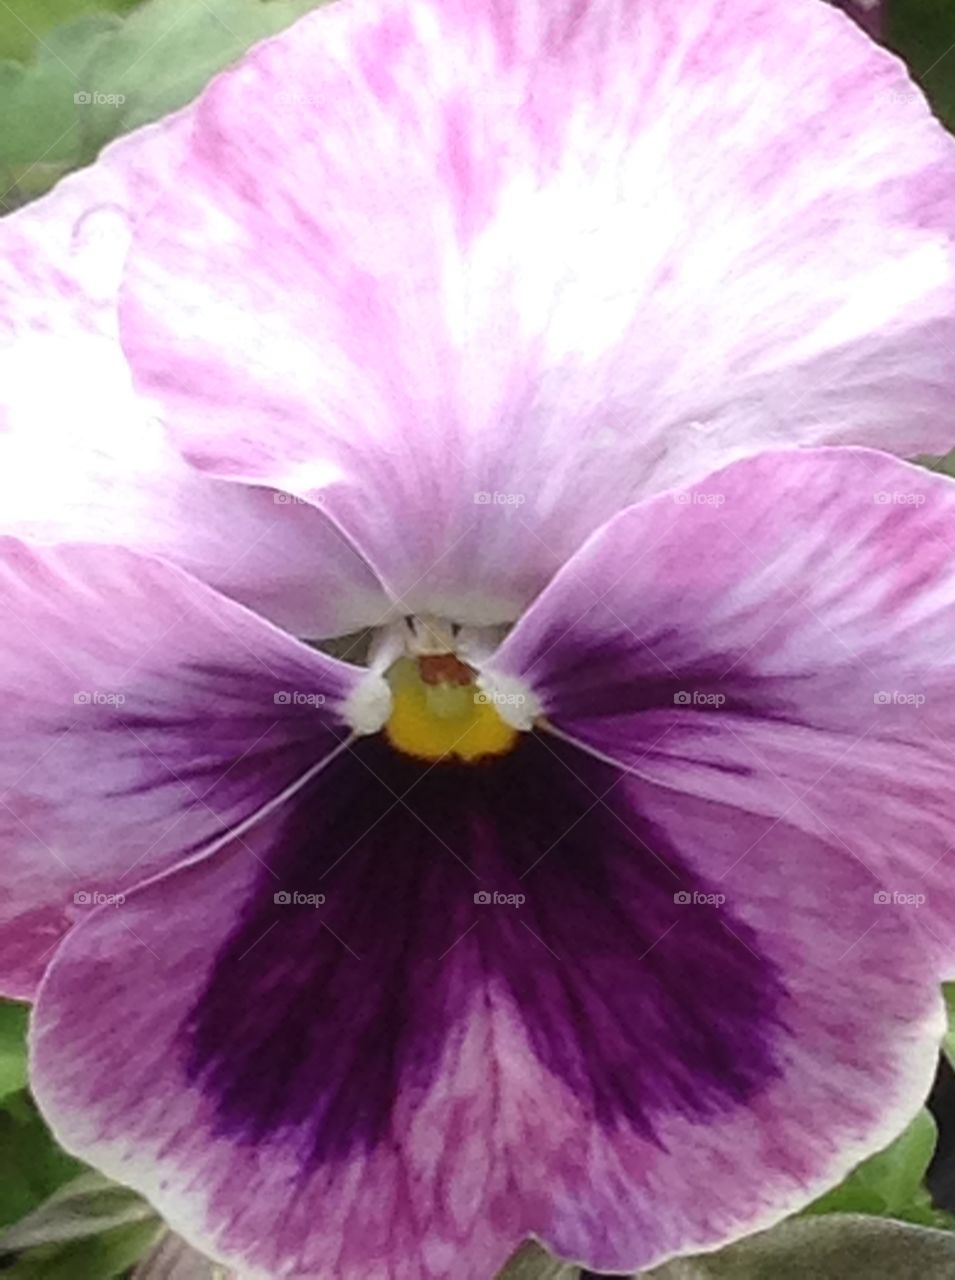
[0,117,386,638]
[0,539,365,998]
[121,0,955,620]
[31,732,942,1276]
[490,446,955,971]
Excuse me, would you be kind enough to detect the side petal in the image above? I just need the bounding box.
[120,0,955,620]
[489,446,955,969]
[0,540,371,998]
[0,117,386,638]
[32,733,942,1278]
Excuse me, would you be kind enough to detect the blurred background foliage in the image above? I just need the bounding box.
[0,0,321,210]
[889,0,955,126]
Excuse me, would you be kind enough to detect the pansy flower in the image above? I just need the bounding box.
[3,1,955,1277]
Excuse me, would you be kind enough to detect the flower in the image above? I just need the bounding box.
[3,1,955,1277]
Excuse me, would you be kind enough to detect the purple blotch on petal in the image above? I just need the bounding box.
[187,734,786,1166]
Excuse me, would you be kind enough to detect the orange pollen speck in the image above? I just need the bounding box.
[417,654,473,687]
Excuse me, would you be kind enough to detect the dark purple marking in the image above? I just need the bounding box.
[187,733,786,1166]
[520,611,817,734]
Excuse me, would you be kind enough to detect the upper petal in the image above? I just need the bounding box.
[120,0,955,620]
[489,446,955,970]
[0,116,387,639]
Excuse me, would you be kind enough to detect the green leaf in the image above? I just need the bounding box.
[0,1092,86,1230]
[641,1212,955,1279]
[495,1241,576,1279]
[0,1218,161,1280]
[0,1001,29,1102]
[0,1170,154,1252]
[803,1108,939,1223]
[83,0,321,148]
[888,0,955,132]
[0,0,139,65]
[0,0,326,206]
[0,13,124,183]
[916,447,955,476]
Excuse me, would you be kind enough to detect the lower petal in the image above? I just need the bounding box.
[32,733,942,1276]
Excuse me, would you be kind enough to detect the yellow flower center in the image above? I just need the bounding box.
[384,656,519,763]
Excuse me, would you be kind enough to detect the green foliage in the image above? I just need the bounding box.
[0,0,138,65]
[804,1108,946,1226]
[0,1002,86,1233]
[643,1213,955,1279]
[0,1093,86,1231]
[0,0,323,208]
[0,1001,29,1102]
[889,0,955,130]
[1,1219,161,1279]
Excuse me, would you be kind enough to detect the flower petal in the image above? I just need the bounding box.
[32,733,941,1277]
[0,117,386,638]
[0,539,367,999]
[489,446,955,970]
[120,0,955,619]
